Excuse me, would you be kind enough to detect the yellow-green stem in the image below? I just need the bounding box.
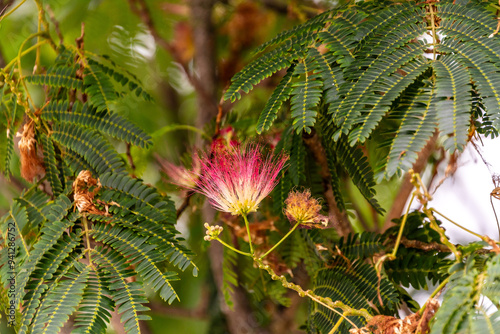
[254,258,370,329]
[0,0,27,23]
[431,208,486,240]
[330,315,344,334]
[419,276,450,314]
[260,222,300,259]
[83,215,92,265]
[242,214,254,255]
[391,193,416,258]
[215,237,252,257]
[3,40,48,72]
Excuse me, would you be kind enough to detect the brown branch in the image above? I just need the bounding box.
[190,0,219,127]
[126,143,136,177]
[206,204,269,334]
[386,236,451,253]
[302,128,352,237]
[176,191,193,218]
[382,131,438,231]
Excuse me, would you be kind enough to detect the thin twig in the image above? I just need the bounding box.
[46,4,63,44]
[176,192,192,218]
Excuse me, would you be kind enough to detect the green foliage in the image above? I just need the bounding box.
[0,34,195,333]
[431,254,500,334]
[336,232,384,260]
[309,259,399,333]
[226,0,500,180]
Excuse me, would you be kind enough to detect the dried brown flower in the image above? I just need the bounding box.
[72,170,106,215]
[18,121,45,182]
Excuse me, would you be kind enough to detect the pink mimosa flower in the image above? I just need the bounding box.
[193,144,288,215]
[160,155,201,189]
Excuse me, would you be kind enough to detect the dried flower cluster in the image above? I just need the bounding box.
[284,189,328,228]
[73,170,105,215]
[193,144,288,215]
[18,121,45,182]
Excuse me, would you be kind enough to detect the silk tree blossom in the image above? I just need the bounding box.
[192,144,288,215]
[161,155,201,189]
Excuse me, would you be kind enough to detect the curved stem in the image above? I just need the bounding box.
[260,222,300,259]
[215,237,252,257]
[419,276,449,314]
[490,195,500,240]
[0,0,26,22]
[242,214,254,255]
[3,40,48,72]
[431,208,484,240]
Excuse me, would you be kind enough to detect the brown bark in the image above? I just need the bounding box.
[302,128,352,237]
[206,206,269,334]
[190,0,219,127]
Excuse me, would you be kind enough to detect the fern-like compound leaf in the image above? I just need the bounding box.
[19,233,81,334]
[291,58,323,134]
[380,85,437,180]
[87,57,153,101]
[91,223,180,304]
[51,122,126,175]
[40,134,63,196]
[256,65,295,134]
[337,232,385,260]
[84,64,117,112]
[15,195,74,305]
[311,259,398,333]
[73,268,115,334]
[43,101,153,148]
[30,264,90,334]
[25,66,83,90]
[335,136,383,213]
[92,247,151,334]
[224,41,297,102]
[432,55,472,151]
[98,173,198,274]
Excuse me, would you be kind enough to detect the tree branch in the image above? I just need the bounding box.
[302,128,352,237]
[127,0,218,117]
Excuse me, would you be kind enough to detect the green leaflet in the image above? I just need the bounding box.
[51,122,126,175]
[73,269,114,334]
[379,85,437,180]
[291,58,323,134]
[91,247,151,334]
[256,65,295,134]
[25,66,83,90]
[432,55,472,151]
[431,254,500,334]
[310,259,399,333]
